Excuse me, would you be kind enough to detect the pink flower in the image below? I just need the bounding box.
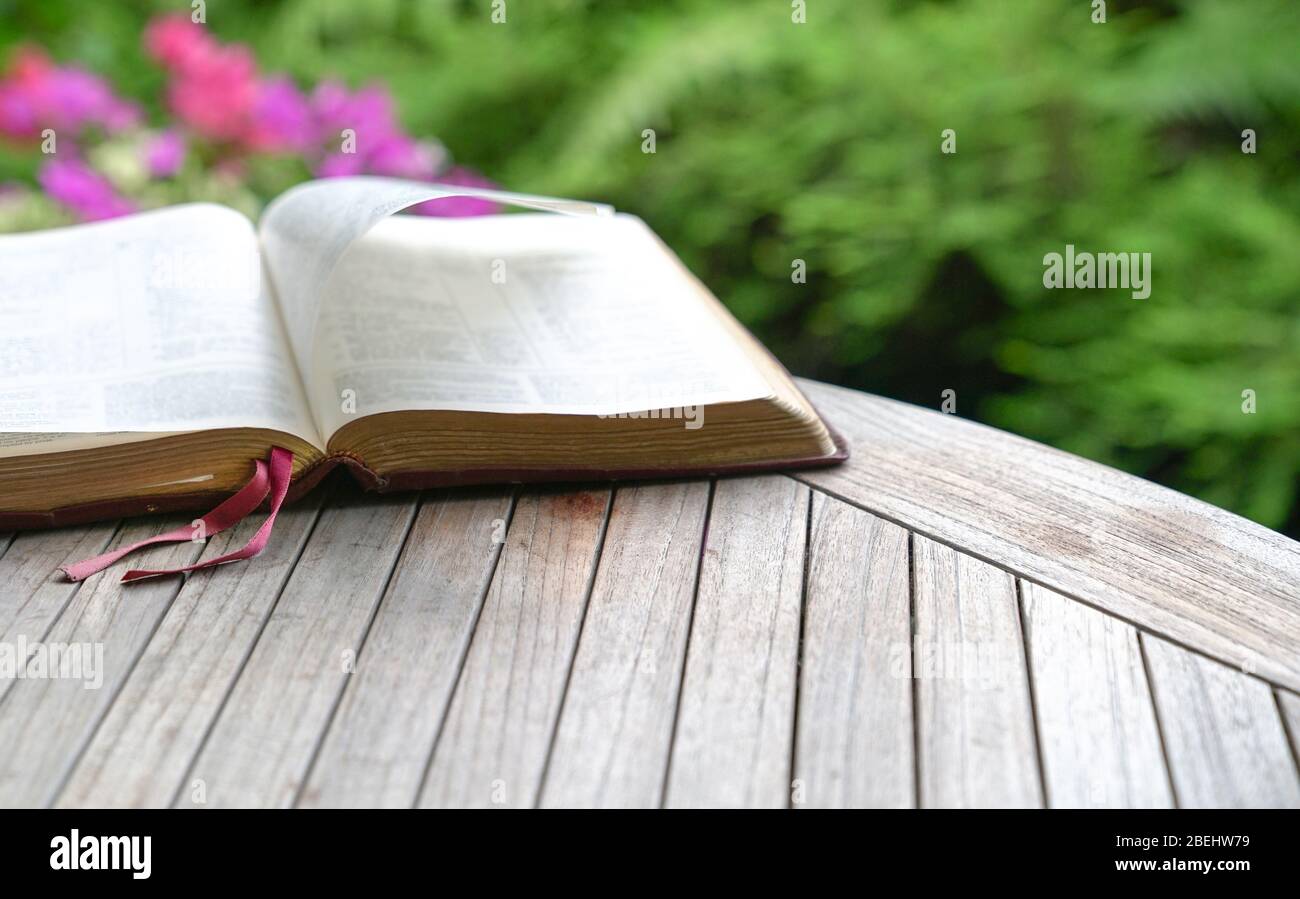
[0,83,37,136]
[0,15,500,221]
[0,47,140,140]
[316,151,366,178]
[139,17,468,184]
[368,134,440,179]
[144,129,186,178]
[165,41,259,143]
[146,22,326,157]
[146,17,259,145]
[309,80,443,179]
[38,158,134,221]
[144,16,215,71]
[246,77,315,152]
[311,81,393,138]
[410,166,500,217]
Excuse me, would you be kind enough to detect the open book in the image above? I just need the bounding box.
[0,177,843,529]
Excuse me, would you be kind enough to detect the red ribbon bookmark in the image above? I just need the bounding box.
[60,447,294,584]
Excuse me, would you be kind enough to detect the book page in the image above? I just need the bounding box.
[0,204,320,457]
[259,175,613,385]
[309,213,773,439]
[0,431,181,456]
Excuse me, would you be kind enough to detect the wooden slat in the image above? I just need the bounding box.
[0,516,202,808]
[0,522,117,708]
[417,489,610,809]
[795,379,1300,691]
[912,536,1042,808]
[55,494,326,808]
[1020,581,1172,808]
[177,492,419,808]
[1142,633,1300,808]
[793,492,912,808]
[539,481,710,809]
[297,489,514,808]
[663,475,806,809]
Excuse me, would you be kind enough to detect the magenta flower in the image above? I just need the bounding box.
[368,135,441,179]
[310,81,393,139]
[144,129,186,178]
[147,17,286,150]
[2,15,504,225]
[316,151,367,178]
[145,19,410,165]
[410,166,501,217]
[38,158,134,221]
[309,80,442,179]
[165,41,260,144]
[0,47,139,140]
[143,16,214,71]
[0,82,37,136]
[247,77,315,152]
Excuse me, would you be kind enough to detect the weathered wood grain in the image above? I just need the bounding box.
[3,379,1297,810]
[0,522,117,708]
[791,492,912,808]
[539,481,710,809]
[795,379,1300,691]
[297,489,514,808]
[0,515,202,807]
[1142,633,1300,808]
[1020,580,1172,808]
[177,491,419,808]
[55,493,326,808]
[912,536,1042,808]
[417,489,610,809]
[663,475,807,809]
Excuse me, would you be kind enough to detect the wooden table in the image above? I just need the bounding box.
[1,380,1297,809]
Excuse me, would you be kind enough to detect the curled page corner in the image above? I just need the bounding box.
[258,176,615,379]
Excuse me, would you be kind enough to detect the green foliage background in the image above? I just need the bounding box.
[2,0,1297,534]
